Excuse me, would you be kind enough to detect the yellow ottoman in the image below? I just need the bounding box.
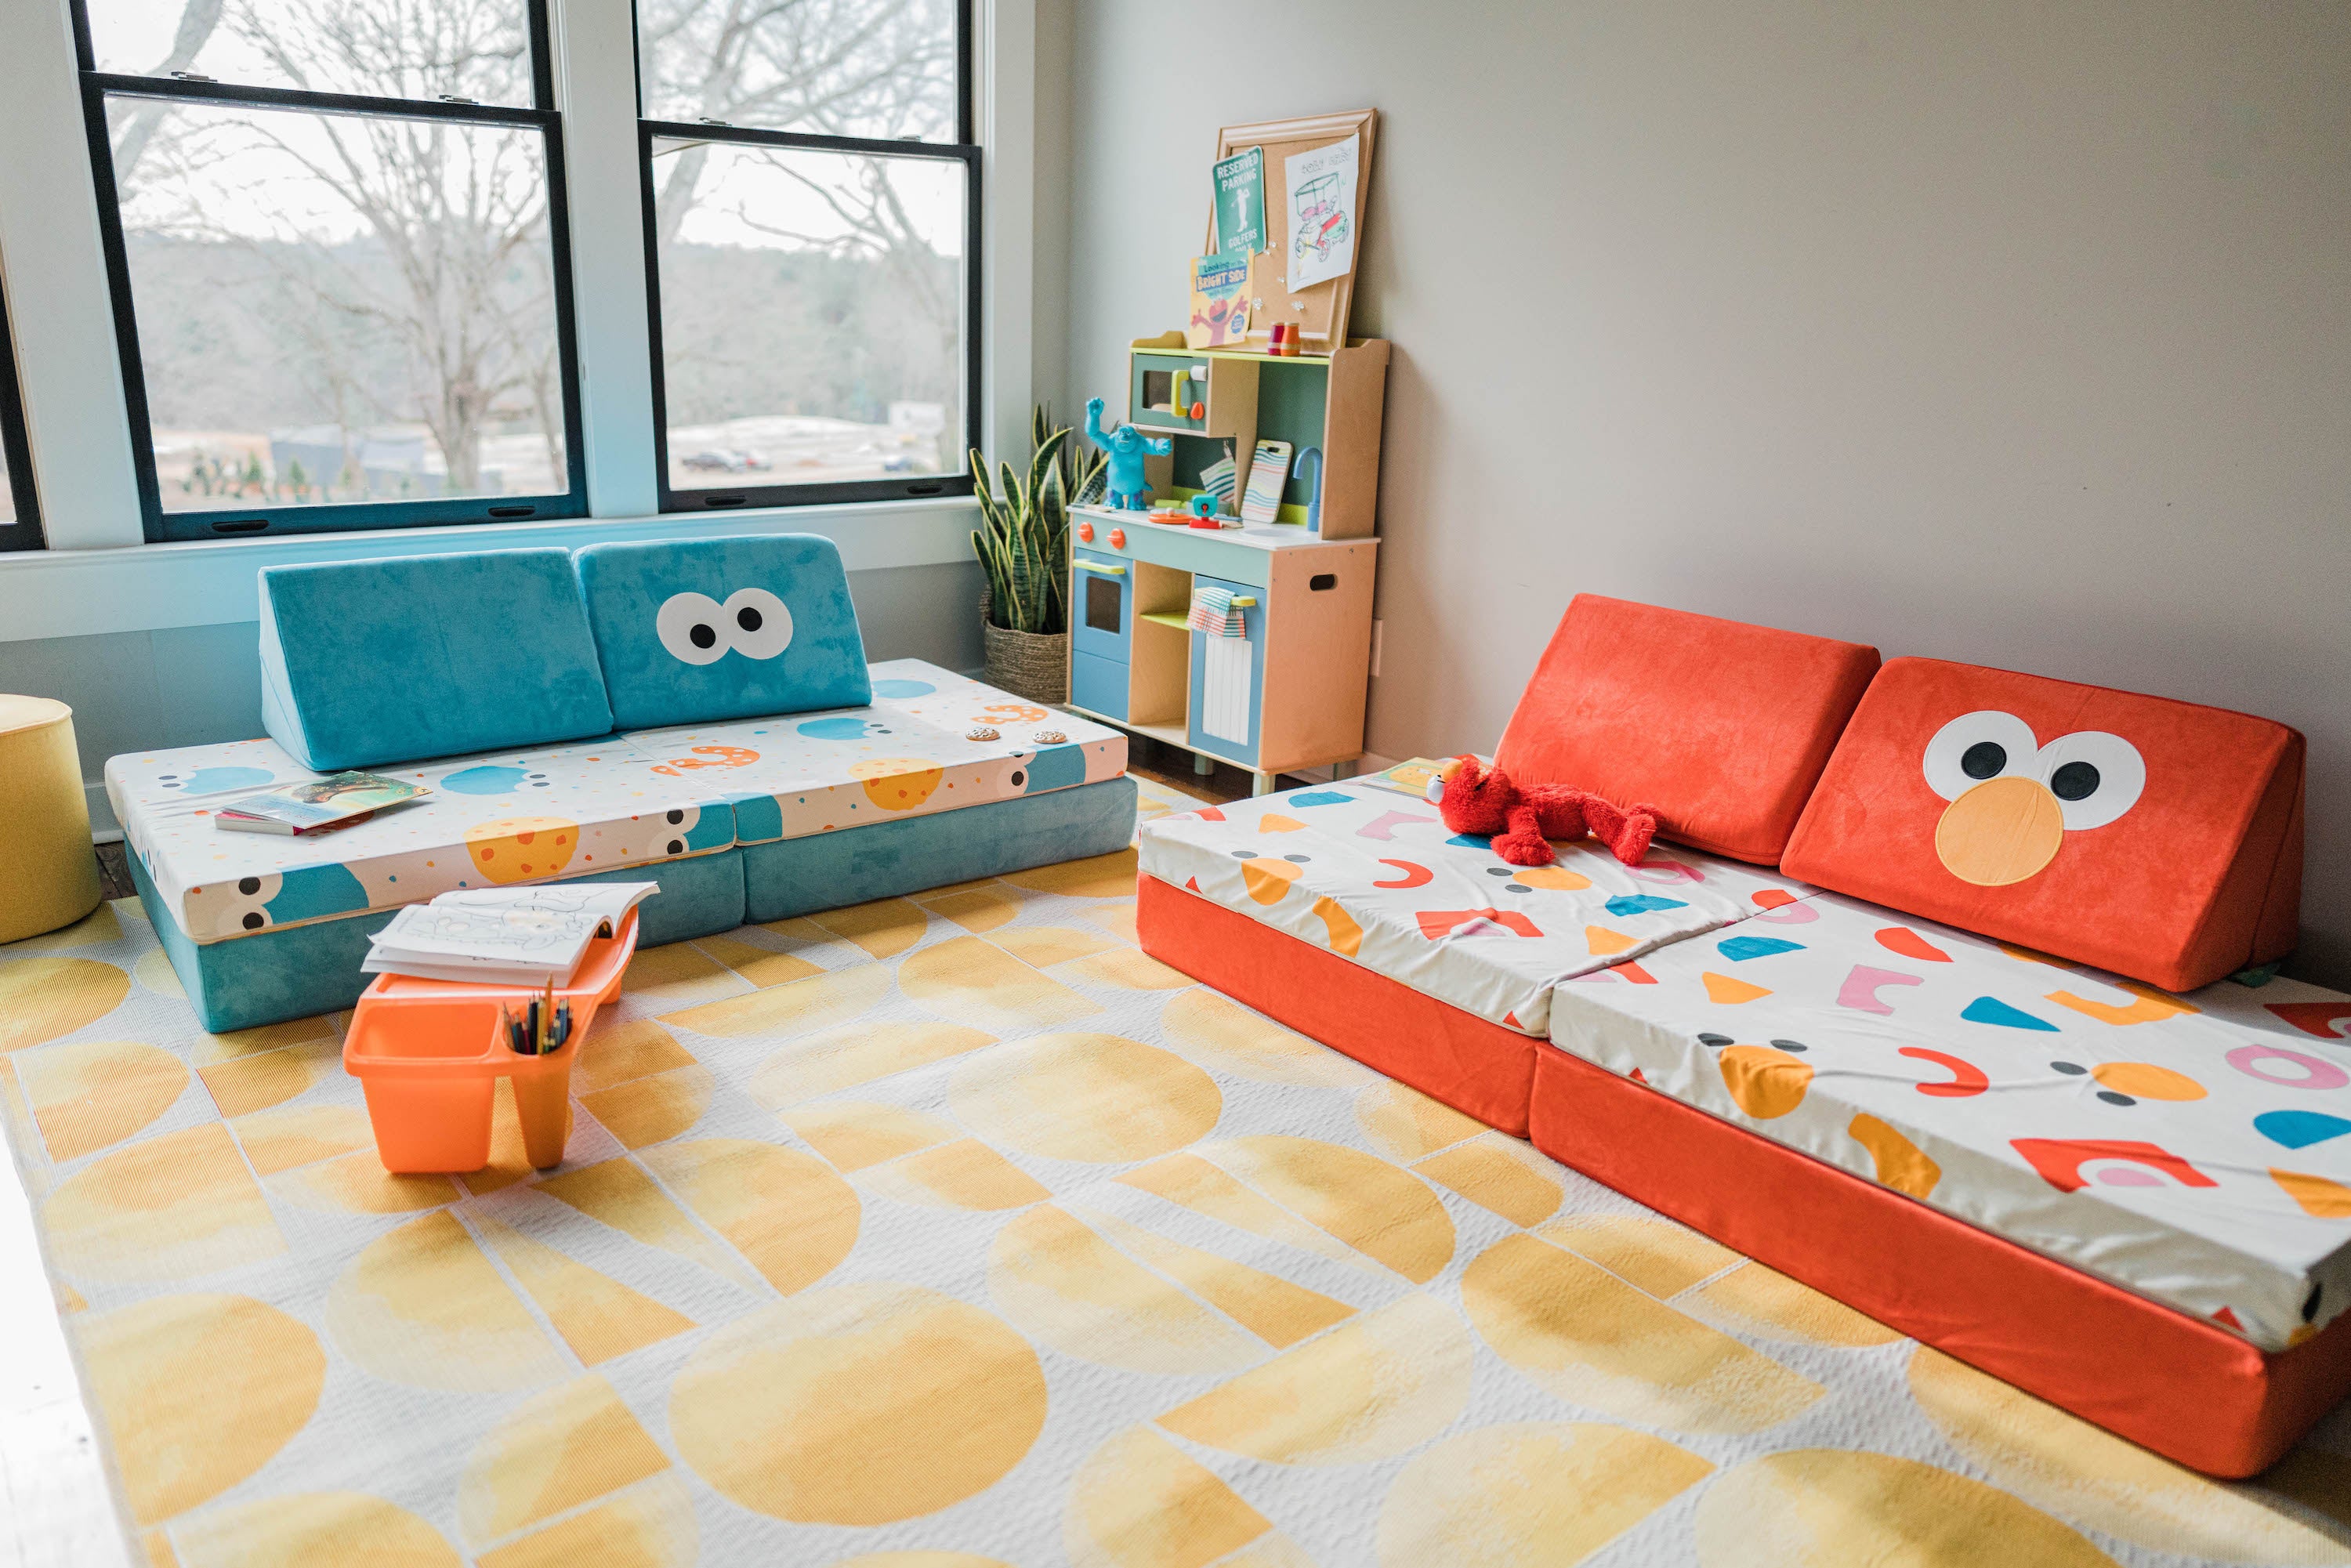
[0,696,103,945]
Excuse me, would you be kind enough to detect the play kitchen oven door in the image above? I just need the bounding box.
[1070,549,1132,720]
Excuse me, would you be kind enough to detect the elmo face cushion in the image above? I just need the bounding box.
[1781,658,2303,993]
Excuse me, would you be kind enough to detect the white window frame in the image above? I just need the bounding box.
[0,0,1033,640]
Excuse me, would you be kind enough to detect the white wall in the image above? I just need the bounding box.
[1051,0,2351,983]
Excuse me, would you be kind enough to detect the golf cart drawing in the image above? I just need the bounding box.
[1292,172,1349,263]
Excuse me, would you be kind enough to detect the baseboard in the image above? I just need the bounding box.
[85,781,120,842]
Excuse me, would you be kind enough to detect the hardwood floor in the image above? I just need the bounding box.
[92,842,134,903]
[1121,733,1305,806]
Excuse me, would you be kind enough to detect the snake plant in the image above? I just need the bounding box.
[972,405,1107,636]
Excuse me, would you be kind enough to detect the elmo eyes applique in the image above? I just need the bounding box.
[655,588,794,666]
[1922,712,2146,885]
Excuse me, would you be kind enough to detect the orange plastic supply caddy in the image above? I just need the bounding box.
[342,910,639,1173]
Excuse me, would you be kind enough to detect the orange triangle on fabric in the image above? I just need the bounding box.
[1616,961,1657,985]
[1702,971,1772,1005]
[2213,1305,2244,1330]
[1585,925,1638,957]
[1628,1066,1649,1083]
[1186,877,1202,893]
[1258,814,1306,834]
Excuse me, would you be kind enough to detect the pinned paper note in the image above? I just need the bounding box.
[1286,134,1359,289]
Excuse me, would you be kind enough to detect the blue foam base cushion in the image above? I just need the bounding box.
[574,536,872,730]
[741,777,1138,922]
[259,549,614,772]
[132,849,748,1035]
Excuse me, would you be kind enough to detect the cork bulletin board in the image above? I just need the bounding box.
[1205,109,1379,354]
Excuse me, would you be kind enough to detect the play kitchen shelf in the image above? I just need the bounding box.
[1122,334,1389,539]
[342,909,639,1173]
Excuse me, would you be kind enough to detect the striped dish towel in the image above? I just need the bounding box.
[1188,585,1247,637]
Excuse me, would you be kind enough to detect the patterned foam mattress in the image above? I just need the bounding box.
[108,661,1124,945]
[1139,785,2351,1352]
[1137,786,1812,1037]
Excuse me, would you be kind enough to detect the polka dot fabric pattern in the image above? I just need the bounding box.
[1548,890,2351,1352]
[1136,783,1813,1035]
[631,661,1126,847]
[107,736,740,945]
[9,838,2351,1565]
[105,662,1122,945]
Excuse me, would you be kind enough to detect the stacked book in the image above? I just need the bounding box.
[363,882,658,988]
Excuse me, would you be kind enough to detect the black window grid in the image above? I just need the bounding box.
[636,0,981,513]
[0,278,43,549]
[67,0,589,542]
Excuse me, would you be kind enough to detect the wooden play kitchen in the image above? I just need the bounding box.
[342,910,639,1172]
[1065,110,1390,795]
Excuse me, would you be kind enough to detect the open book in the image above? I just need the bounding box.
[361,882,657,988]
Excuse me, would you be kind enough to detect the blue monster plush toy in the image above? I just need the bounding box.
[1085,397,1172,511]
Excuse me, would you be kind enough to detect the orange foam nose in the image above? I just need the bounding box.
[1935,776,2065,886]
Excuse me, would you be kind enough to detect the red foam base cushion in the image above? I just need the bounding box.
[1780,656,2304,993]
[1528,1043,2351,1477]
[1138,873,1538,1135]
[1494,594,1879,864]
[1137,870,2351,1476]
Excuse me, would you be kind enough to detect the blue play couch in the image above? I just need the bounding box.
[109,538,1135,1032]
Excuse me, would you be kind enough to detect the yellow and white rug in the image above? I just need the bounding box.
[8,782,2351,1566]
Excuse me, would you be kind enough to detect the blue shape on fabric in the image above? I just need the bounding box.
[1447,834,1492,849]
[682,802,736,852]
[1288,791,1355,808]
[441,765,528,795]
[797,715,882,741]
[2255,1110,2351,1150]
[1024,744,1089,794]
[1607,894,1690,918]
[870,679,936,699]
[1962,995,2059,1031]
[161,766,275,794]
[1716,934,1802,961]
[730,791,784,845]
[263,863,371,925]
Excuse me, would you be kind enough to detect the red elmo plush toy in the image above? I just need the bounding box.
[1428,755,1660,867]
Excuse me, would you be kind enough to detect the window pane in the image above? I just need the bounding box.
[639,0,956,140]
[652,139,965,492]
[108,96,568,512]
[86,0,533,106]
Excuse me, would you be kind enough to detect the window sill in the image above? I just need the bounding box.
[0,494,980,643]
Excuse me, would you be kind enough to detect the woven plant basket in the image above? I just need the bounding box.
[979,592,1070,704]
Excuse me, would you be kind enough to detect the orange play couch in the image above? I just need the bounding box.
[1137,593,2335,1476]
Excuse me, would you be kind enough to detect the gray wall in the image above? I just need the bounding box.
[1049,0,2351,984]
[0,559,984,831]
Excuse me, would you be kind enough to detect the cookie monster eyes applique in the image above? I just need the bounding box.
[655,588,794,666]
[1921,711,2146,886]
